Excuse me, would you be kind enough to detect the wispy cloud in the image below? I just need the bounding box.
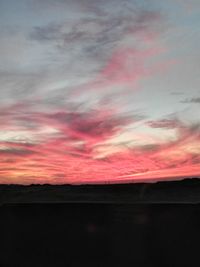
[0,103,199,184]
[181,97,200,104]
[146,118,182,129]
[0,0,199,184]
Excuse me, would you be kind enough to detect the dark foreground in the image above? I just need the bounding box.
[1,178,200,204]
[1,178,200,266]
[1,203,200,267]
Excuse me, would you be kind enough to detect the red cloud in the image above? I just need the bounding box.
[0,105,199,184]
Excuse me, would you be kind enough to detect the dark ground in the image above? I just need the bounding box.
[1,204,200,267]
[1,178,200,204]
[1,179,200,266]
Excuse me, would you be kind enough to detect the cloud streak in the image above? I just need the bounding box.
[0,103,199,184]
[181,97,200,104]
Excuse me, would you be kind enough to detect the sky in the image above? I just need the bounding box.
[0,0,200,184]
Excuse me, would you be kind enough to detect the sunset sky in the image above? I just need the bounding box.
[0,0,200,184]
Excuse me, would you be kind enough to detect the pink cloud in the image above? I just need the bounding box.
[72,45,164,97]
[0,3,195,185]
[0,105,199,184]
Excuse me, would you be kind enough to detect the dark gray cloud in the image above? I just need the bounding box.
[181,97,200,104]
[30,23,62,42]
[0,148,35,156]
[146,118,181,129]
[30,5,163,63]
